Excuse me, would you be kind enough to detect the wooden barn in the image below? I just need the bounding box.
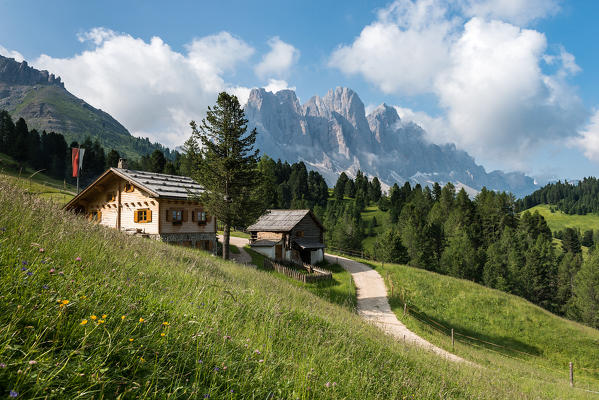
[64,159,217,252]
[247,209,325,264]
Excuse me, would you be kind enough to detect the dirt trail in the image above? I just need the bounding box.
[326,253,466,363]
[218,236,466,362]
[218,235,253,265]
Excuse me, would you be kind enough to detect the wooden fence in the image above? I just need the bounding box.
[263,258,332,283]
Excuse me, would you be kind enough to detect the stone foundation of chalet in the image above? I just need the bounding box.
[155,232,217,252]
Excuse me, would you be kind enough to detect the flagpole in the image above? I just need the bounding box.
[77,144,80,194]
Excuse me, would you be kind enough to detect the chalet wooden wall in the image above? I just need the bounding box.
[120,184,160,235]
[158,200,217,234]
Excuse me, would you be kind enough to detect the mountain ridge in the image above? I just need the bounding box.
[245,86,538,196]
[0,54,167,159]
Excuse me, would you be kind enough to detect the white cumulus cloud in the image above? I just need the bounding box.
[435,18,586,167]
[0,45,25,62]
[573,110,599,162]
[329,0,457,94]
[254,37,300,79]
[34,29,255,148]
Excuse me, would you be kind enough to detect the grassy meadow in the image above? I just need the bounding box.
[2,177,597,398]
[526,204,599,233]
[367,259,599,394]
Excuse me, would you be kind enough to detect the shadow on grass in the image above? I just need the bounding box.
[387,296,543,358]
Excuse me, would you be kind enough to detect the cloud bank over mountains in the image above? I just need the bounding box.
[20,29,298,148]
[329,0,587,170]
[1,0,599,178]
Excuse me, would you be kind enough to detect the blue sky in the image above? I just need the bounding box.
[1,0,599,183]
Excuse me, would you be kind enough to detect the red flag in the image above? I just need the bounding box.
[72,148,80,177]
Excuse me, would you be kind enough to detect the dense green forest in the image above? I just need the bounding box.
[0,110,183,186]
[516,177,599,215]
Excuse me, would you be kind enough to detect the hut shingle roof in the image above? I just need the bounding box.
[247,209,315,232]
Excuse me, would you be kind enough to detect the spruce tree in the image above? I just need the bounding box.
[190,92,265,260]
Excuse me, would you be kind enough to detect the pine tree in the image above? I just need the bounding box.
[149,149,166,173]
[570,250,599,328]
[190,92,265,259]
[106,149,121,169]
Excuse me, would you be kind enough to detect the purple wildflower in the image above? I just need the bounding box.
[0,227,6,232]
[230,389,234,393]
[0,363,6,368]
[26,271,33,276]
[21,267,27,271]
[9,390,18,397]
[22,261,28,266]
[254,349,261,354]
[40,260,46,264]
[28,360,37,365]
[203,395,210,399]
[42,285,49,290]
[198,359,203,364]
[214,367,219,371]
[75,257,81,262]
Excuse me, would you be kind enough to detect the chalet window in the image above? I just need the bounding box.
[296,230,304,237]
[172,210,183,224]
[88,210,102,222]
[106,192,116,202]
[124,183,134,193]
[195,210,207,225]
[134,208,152,223]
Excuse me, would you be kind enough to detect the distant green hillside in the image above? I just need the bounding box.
[0,55,168,160]
[1,177,594,399]
[5,84,163,159]
[525,204,599,233]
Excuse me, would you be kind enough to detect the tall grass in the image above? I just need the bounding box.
[0,177,593,399]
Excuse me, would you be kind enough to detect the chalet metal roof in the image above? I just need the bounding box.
[63,167,204,210]
[113,168,204,200]
[246,209,324,232]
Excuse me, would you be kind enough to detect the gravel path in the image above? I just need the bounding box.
[325,253,466,363]
[218,235,465,363]
[218,235,253,265]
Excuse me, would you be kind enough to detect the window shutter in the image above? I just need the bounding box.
[134,210,139,223]
[98,211,102,222]
[182,209,188,222]
[147,209,152,223]
[166,209,171,222]
[191,210,196,222]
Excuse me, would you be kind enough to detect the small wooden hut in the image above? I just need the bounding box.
[247,209,325,264]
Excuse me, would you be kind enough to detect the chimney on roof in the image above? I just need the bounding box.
[117,158,128,169]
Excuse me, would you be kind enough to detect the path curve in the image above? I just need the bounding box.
[218,235,465,363]
[325,253,467,363]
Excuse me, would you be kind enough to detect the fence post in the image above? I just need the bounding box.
[570,362,574,387]
[403,303,407,317]
[451,328,454,351]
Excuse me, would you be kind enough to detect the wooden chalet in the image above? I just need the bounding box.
[247,209,325,264]
[64,159,217,251]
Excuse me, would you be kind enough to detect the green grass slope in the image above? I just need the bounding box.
[5,84,163,159]
[525,204,599,233]
[368,259,599,393]
[0,178,592,399]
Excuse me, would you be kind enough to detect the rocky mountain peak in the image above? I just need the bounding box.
[0,55,64,87]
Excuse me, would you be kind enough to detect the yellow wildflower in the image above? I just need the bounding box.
[102,314,107,319]
[80,319,88,325]
[90,315,97,320]
[121,315,126,320]
[161,332,166,337]
[59,304,65,308]
[162,321,169,326]
[140,357,145,363]
[139,317,144,323]
[98,319,105,324]
[129,338,134,342]
[62,300,69,305]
